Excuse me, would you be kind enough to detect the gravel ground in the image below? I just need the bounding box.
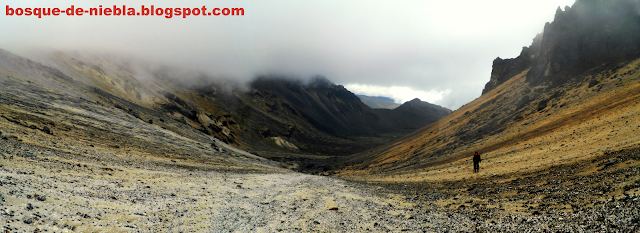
[0,135,464,232]
[3,133,640,232]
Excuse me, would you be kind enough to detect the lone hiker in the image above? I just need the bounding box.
[473,151,481,173]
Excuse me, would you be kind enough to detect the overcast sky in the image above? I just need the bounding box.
[1,0,576,109]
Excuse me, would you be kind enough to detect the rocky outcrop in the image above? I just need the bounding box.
[527,0,640,86]
[483,0,640,93]
[482,33,542,94]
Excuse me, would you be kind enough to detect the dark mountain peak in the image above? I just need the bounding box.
[555,6,565,16]
[245,76,450,145]
[398,99,419,108]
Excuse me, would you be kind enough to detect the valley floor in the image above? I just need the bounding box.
[2,133,640,232]
[0,136,470,232]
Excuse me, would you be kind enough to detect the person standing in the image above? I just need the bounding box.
[473,151,481,173]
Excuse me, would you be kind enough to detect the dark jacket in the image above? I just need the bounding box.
[473,152,481,163]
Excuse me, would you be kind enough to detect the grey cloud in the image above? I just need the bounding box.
[0,0,575,109]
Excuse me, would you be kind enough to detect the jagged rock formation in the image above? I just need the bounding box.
[483,0,640,94]
[482,34,542,94]
[528,0,640,86]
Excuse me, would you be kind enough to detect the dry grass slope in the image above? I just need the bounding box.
[340,58,640,183]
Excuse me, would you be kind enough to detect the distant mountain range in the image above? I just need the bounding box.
[356,95,400,109]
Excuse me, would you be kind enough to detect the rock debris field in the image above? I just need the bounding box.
[2,132,640,232]
[0,135,468,232]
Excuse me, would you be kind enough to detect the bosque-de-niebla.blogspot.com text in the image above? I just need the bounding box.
[5,5,244,19]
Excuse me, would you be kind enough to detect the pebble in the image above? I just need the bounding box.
[24,151,36,158]
[35,194,46,202]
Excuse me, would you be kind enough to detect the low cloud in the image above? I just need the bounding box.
[0,0,576,111]
[344,83,452,106]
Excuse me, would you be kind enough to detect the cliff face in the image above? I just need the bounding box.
[482,36,539,94]
[483,0,640,94]
[528,0,640,86]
